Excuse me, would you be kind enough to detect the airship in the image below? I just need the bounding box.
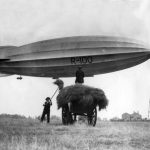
[0,36,149,78]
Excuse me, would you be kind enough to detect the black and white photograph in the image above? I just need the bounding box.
[0,0,150,149]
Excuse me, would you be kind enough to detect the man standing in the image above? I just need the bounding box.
[41,97,52,123]
[75,66,84,84]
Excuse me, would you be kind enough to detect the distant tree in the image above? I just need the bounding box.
[122,113,131,121]
[0,114,26,119]
[103,118,108,121]
[110,117,120,121]
[143,118,147,121]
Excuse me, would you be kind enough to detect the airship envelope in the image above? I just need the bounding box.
[0,36,149,78]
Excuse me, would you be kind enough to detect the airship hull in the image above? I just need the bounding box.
[0,36,149,78]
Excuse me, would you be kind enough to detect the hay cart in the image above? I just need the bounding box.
[55,83,108,127]
[61,102,97,126]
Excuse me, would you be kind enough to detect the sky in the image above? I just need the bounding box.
[0,0,150,119]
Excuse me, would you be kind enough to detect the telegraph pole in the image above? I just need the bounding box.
[148,99,150,119]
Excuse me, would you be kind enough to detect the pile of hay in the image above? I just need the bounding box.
[56,84,108,111]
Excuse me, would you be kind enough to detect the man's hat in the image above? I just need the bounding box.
[46,97,50,101]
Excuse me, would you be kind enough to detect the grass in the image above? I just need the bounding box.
[0,115,150,150]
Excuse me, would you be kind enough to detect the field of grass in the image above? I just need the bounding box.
[0,115,150,150]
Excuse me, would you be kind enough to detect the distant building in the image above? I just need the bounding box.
[122,112,142,121]
[130,112,142,121]
[122,113,131,121]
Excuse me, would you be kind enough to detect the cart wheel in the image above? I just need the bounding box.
[88,107,97,126]
[62,105,73,125]
[62,105,69,125]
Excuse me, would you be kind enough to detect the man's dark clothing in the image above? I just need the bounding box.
[75,69,84,84]
[41,100,52,123]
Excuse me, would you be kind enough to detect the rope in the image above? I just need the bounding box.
[50,88,59,100]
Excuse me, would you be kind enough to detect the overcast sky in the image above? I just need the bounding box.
[0,0,150,119]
